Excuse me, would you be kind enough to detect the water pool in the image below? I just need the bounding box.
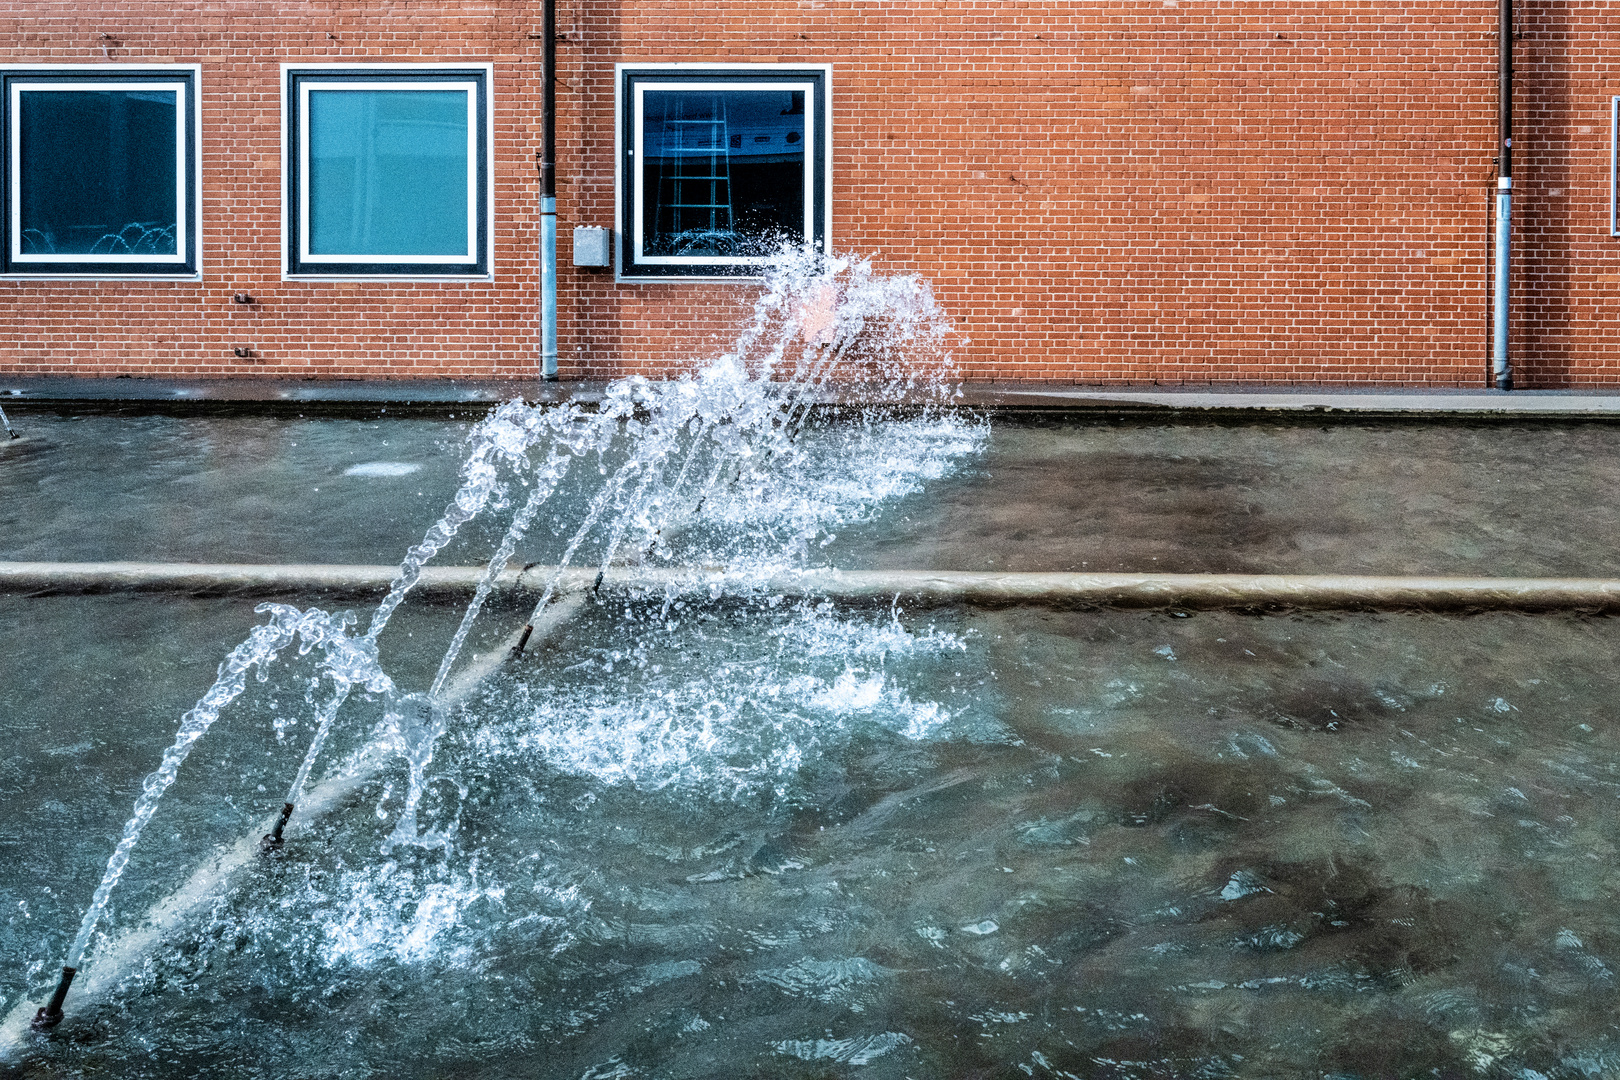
[7,262,1620,1076]
[8,413,1620,575]
[6,588,1620,1077]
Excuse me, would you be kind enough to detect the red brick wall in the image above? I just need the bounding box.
[1,1,1615,387]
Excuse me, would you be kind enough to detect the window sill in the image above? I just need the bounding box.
[0,272,202,282]
[615,272,764,285]
[280,273,494,284]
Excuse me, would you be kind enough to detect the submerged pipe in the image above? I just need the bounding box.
[537,0,558,381]
[1491,0,1514,390]
[7,562,1620,613]
[0,404,16,439]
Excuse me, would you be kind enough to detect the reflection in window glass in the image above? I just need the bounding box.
[307,89,469,257]
[18,89,178,256]
[641,89,805,258]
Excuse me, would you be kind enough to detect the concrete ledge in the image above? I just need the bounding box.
[0,377,591,419]
[982,387,1620,420]
[5,378,1620,421]
[6,562,1620,613]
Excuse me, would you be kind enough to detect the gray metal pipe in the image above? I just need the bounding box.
[6,562,1620,613]
[1491,0,1515,390]
[538,0,559,380]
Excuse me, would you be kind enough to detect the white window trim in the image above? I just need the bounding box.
[1611,96,1619,237]
[615,62,833,284]
[280,62,494,282]
[9,82,188,265]
[0,63,201,281]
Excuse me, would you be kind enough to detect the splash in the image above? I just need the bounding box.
[31,247,983,1030]
[63,605,389,970]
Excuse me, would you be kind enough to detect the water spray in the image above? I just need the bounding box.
[10,248,965,1044]
[27,607,332,1030]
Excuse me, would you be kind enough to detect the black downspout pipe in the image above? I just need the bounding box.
[1491,0,1515,390]
[542,0,555,204]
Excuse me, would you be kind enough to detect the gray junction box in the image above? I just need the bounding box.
[573,226,611,267]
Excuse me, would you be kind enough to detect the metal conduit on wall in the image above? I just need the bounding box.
[538,0,559,380]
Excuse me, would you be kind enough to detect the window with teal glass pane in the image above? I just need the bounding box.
[3,68,197,277]
[308,89,469,257]
[285,66,489,278]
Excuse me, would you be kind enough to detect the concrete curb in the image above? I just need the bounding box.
[6,379,1620,421]
[5,562,1620,612]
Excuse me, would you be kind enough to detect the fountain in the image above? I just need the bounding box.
[3,246,981,1047]
[13,252,1620,1077]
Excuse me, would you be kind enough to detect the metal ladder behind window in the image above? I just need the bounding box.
[653,94,734,250]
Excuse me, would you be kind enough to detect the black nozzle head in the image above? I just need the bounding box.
[506,623,536,661]
[260,802,295,856]
[31,966,77,1030]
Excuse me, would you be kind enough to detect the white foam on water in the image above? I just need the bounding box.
[467,584,973,801]
[344,461,422,477]
[312,868,502,968]
[749,956,896,1004]
[471,638,954,801]
[801,669,949,740]
[773,1032,913,1065]
[773,603,969,661]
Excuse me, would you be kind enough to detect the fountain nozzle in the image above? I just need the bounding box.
[260,801,295,854]
[30,966,76,1031]
[506,623,535,660]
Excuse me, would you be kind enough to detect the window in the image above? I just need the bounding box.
[284,65,491,279]
[1612,96,1620,237]
[2,66,199,278]
[617,64,830,280]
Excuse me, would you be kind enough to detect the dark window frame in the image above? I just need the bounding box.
[1,65,200,279]
[616,63,831,282]
[282,63,493,280]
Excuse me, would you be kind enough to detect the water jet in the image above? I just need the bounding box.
[3,247,970,1045]
[9,256,1620,1077]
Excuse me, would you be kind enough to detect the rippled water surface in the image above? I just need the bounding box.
[6,593,1620,1078]
[8,415,1620,576]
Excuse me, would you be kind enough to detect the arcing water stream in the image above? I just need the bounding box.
[2,248,984,1052]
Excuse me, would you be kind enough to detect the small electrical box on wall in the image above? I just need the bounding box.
[573,226,611,267]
